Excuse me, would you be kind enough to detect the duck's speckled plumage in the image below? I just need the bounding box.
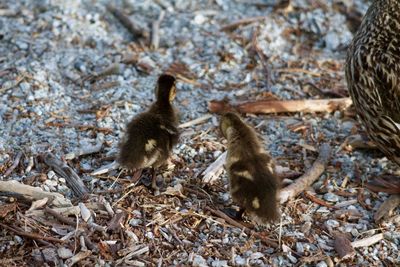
[345,0,400,166]
[118,74,179,172]
[220,112,280,224]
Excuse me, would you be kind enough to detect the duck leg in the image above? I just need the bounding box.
[346,134,377,150]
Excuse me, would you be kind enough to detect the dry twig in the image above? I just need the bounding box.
[178,114,213,128]
[106,4,149,39]
[220,16,266,31]
[0,222,65,244]
[205,206,279,248]
[65,250,92,267]
[252,27,272,90]
[151,10,165,50]
[280,143,331,203]
[208,98,352,115]
[3,151,23,177]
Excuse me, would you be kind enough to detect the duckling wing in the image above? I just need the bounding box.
[227,156,280,223]
[118,113,179,170]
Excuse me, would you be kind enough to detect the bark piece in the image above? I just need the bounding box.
[333,232,355,259]
[44,152,89,199]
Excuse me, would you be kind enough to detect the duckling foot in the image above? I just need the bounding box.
[151,168,160,196]
[221,207,245,220]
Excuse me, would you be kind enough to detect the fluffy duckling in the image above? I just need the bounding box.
[220,112,280,224]
[118,74,180,192]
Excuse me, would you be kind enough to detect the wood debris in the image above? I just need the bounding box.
[208,98,352,114]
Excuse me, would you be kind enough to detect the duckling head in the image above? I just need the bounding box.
[220,112,243,139]
[155,74,177,104]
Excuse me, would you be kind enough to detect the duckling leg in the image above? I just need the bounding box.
[150,167,160,196]
[222,207,245,220]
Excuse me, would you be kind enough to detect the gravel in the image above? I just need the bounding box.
[1,0,399,266]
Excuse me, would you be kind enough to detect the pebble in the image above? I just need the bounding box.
[211,260,228,267]
[287,253,298,264]
[250,252,263,260]
[192,255,207,267]
[325,219,339,228]
[323,192,339,202]
[296,242,304,254]
[45,179,58,187]
[16,41,28,50]
[316,261,328,267]
[57,247,73,259]
[235,255,246,266]
[19,82,31,91]
[14,235,23,245]
[47,170,56,180]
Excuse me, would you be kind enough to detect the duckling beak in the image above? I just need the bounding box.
[169,85,177,102]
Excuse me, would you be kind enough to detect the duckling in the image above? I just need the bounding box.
[345,0,400,219]
[118,74,180,192]
[220,112,280,224]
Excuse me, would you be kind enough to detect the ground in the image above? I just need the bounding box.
[0,0,399,266]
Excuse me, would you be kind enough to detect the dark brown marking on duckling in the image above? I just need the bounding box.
[118,74,180,192]
[220,112,280,224]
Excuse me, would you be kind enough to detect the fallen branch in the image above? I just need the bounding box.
[205,206,278,248]
[106,4,149,40]
[0,222,65,244]
[44,153,89,199]
[208,98,352,115]
[202,151,227,184]
[351,233,384,248]
[280,143,331,204]
[0,180,72,207]
[3,151,23,177]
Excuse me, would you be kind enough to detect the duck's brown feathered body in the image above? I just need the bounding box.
[220,112,280,223]
[119,74,180,172]
[345,0,400,166]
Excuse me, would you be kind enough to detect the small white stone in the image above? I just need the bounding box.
[323,192,339,202]
[47,170,56,179]
[57,247,73,259]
